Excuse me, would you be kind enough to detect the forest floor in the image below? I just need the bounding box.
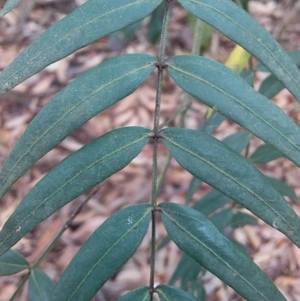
[0,0,300,300]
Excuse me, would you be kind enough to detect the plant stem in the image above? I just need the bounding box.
[149,0,171,298]
[149,210,157,293]
[33,188,98,268]
[155,18,204,197]
[153,0,170,134]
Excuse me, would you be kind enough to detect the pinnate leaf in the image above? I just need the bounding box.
[0,0,162,94]
[50,204,151,301]
[28,268,56,301]
[0,249,29,275]
[176,0,300,102]
[0,127,150,256]
[166,55,300,168]
[159,203,286,301]
[161,128,300,247]
[0,54,156,199]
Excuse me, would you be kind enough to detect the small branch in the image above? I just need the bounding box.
[150,1,171,299]
[33,187,99,268]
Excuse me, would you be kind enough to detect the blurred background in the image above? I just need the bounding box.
[0,0,300,300]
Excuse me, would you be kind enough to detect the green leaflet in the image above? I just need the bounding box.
[157,284,200,301]
[249,144,283,164]
[0,0,21,17]
[0,54,156,199]
[28,268,56,301]
[166,55,300,168]
[0,249,29,275]
[50,204,151,301]
[161,128,300,247]
[116,287,150,301]
[0,0,162,94]
[0,127,150,256]
[159,203,287,301]
[176,0,300,102]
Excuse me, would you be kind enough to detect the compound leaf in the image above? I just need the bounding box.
[157,284,200,301]
[167,55,300,168]
[161,128,300,247]
[0,249,29,275]
[0,54,156,199]
[0,127,150,256]
[0,0,21,17]
[116,287,150,301]
[0,0,162,94]
[176,0,300,102]
[29,268,56,301]
[50,204,151,301]
[159,203,286,301]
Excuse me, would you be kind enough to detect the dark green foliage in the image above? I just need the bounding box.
[1,1,299,300]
